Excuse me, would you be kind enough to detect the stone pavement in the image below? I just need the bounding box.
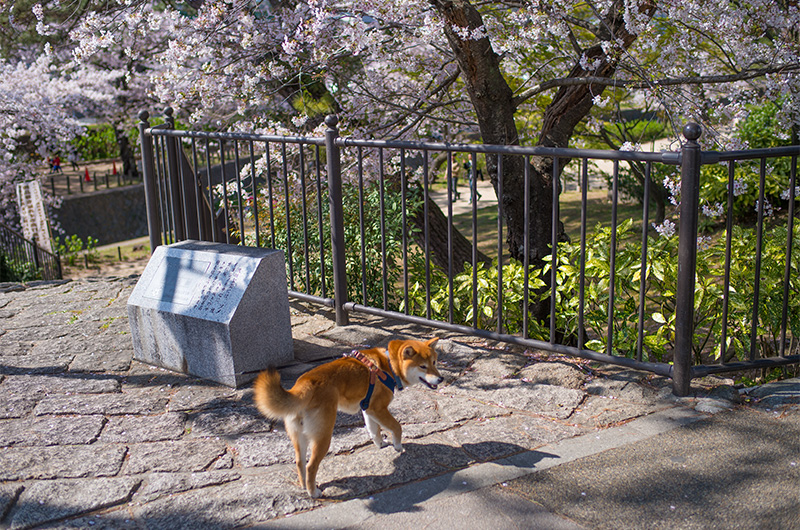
[0,277,797,529]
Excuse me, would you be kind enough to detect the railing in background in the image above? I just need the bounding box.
[138,109,800,395]
[0,222,62,281]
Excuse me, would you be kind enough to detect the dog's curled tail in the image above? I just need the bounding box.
[253,369,302,419]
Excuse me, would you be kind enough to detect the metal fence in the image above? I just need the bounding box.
[138,109,800,395]
[0,221,62,281]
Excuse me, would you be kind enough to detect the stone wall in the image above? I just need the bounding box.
[56,184,148,246]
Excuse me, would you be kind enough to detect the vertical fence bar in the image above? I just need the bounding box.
[249,141,260,246]
[578,158,588,350]
[191,138,203,239]
[324,115,349,326]
[780,156,797,356]
[447,152,455,324]
[607,160,619,356]
[401,149,410,315]
[750,157,767,361]
[219,139,231,244]
[673,123,703,396]
[470,152,478,328]
[137,111,162,253]
[357,147,367,305]
[720,160,736,362]
[233,141,245,245]
[523,155,530,339]
[204,138,217,243]
[423,150,432,321]
[378,148,389,311]
[265,142,276,249]
[315,145,326,298]
[636,162,652,362]
[281,142,294,290]
[550,156,560,344]
[299,144,310,290]
[496,154,505,335]
[163,107,185,242]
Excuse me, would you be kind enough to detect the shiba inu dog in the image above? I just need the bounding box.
[253,337,443,498]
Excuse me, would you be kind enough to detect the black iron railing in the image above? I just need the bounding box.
[138,109,800,395]
[0,222,62,281]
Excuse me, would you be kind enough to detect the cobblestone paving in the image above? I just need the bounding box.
[0,278,729,529]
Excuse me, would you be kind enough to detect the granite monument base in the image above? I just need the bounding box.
[127,240,293,387]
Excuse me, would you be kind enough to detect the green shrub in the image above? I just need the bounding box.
[404,218,800,364]
[71,124,119,161]
[700,102,794,221]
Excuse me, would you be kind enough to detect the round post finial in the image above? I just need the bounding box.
[683,122,702,142]
[138,110,150,122]
[324,114,339,129]
[163,107,174,118]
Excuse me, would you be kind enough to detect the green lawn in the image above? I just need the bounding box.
[451,189,646,260]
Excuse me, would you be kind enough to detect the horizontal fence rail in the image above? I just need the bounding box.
[139,109,800,395]
[0,222,62,281]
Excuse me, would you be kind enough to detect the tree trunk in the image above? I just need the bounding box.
[430,0,655,321]
[114,126,138,179]
[410,191,490,272]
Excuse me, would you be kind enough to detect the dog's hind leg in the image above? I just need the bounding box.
[361,409,384,448]
[365,408,403,452]
[285,415,308,491]
[305,405,336,498]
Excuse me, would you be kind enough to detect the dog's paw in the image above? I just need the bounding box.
[393,443,404,453]
[309,486,322,498]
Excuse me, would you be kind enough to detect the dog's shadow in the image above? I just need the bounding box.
[319,439,556,514]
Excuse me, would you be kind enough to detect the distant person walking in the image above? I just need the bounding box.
[67,151,80,171]
[52,155,63,173]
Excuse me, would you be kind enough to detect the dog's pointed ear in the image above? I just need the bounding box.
[426,337,439,348]
[402,345,415,359]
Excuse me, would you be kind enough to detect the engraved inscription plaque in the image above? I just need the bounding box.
[127,240,293,387]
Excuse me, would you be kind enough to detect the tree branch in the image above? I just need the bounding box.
[513,64,800,108]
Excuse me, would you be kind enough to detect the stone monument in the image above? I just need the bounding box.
[127,240,293,387]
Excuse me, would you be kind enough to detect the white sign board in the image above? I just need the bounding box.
[15,181,54,253]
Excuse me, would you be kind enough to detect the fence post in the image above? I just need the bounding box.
[138,110,162,254]
[673,123,702,396]
[325,115,349,326]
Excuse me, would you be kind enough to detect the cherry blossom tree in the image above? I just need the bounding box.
[13,0,800,285]
[0,53,119,228]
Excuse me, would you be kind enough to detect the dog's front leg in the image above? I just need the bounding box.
[362,410,385,448]
[365,408,404,452]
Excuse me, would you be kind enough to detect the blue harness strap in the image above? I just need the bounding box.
[344,350,402,410]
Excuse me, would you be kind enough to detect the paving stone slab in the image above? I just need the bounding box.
[0,415,106,447]
[320,324,395,348]
[231,432,295,468]
[129,476,316,529]
[0,354,74,375]
[34,393,168,416]
[519,361,589,390]
[0,396,39,419]
[166,384,238,412]
[8,477,140,530]
[1,374,120,396]
[472,382,586,419]
[69,350,133,372]
[319,440,460,499]
[133,470,242,504]
[100,412,187,443]
[569,395,660,428]
[188,405,272,437]
[435,415,552,462]
[0,444,127,480]
[0,484,23,522]
[124,440,228,474]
